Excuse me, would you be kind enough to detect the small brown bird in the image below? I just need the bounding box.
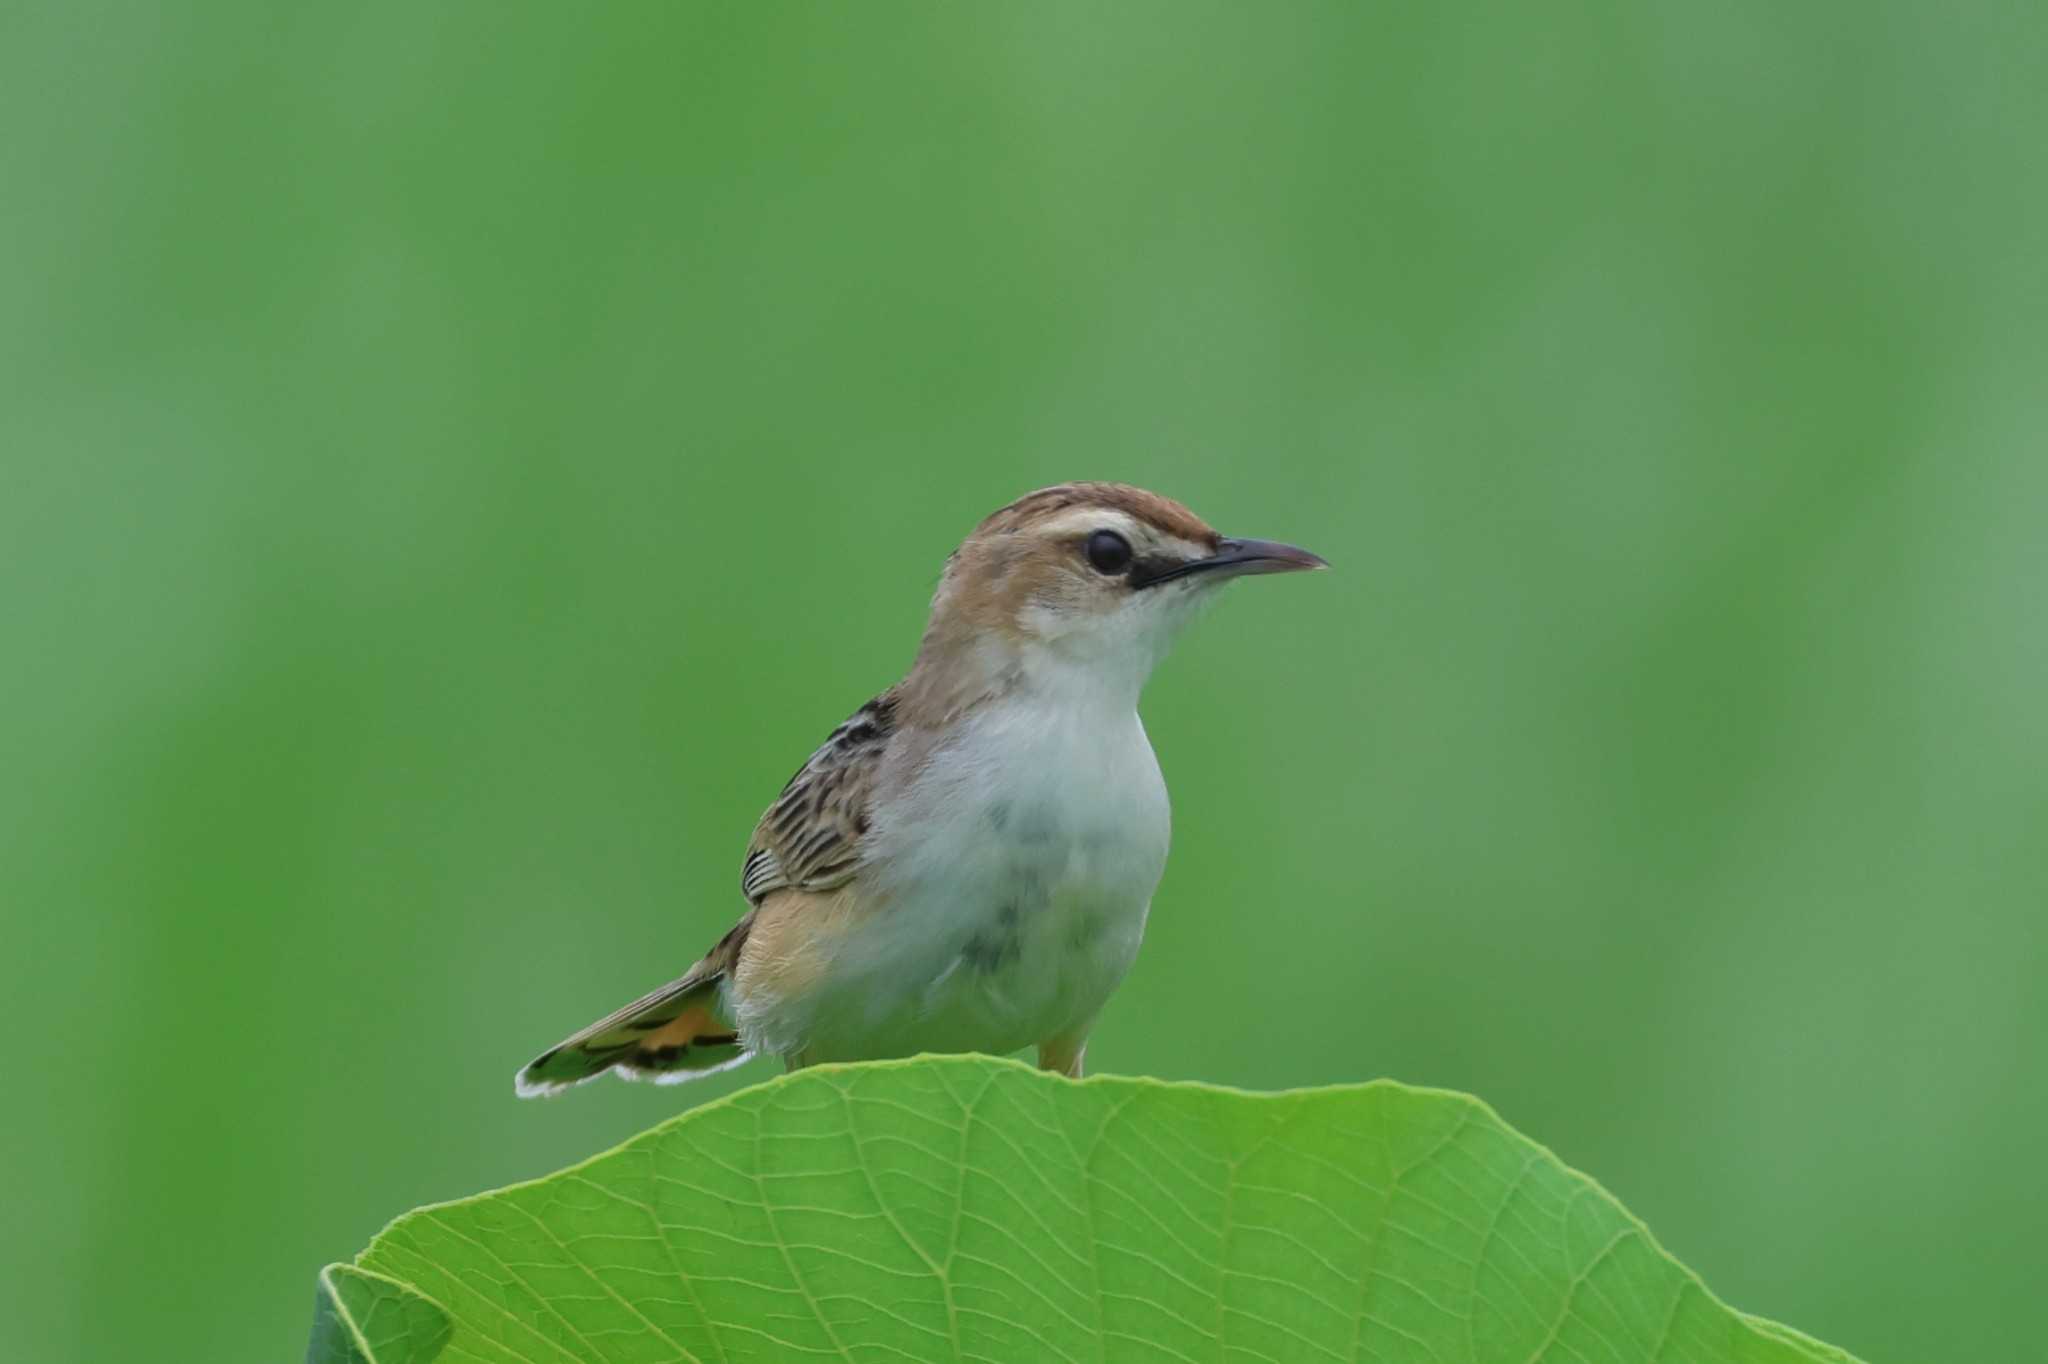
[517,483,1324,1095]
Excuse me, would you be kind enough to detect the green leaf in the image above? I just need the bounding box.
[306,1264,452,1364]
[312,1057,1861,1363]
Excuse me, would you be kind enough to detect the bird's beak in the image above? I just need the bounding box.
[1204,536,1329,579]
[1135,536,1329,588]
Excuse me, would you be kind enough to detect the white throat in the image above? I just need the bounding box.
[1011,582,1212,710]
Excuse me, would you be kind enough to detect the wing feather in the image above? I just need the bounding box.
[739,691,895,904]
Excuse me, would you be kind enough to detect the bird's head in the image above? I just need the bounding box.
[912,482,1326,707]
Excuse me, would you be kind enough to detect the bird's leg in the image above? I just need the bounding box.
[1036,1035,1087,1079]
[783,1051,812,1074]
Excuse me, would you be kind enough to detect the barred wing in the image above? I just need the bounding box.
[739,691,896,904]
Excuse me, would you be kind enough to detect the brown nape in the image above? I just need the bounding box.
[974,482,1221,549]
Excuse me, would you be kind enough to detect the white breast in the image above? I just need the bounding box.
[790,691,1171,1064]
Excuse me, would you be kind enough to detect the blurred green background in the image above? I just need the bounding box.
[3,4,2042,1362]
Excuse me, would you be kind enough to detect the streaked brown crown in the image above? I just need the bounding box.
[972,482,1221,551]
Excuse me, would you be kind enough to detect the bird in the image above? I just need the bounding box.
[516,482,1325,1096]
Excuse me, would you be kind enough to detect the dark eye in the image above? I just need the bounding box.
[1084,529,1134,575]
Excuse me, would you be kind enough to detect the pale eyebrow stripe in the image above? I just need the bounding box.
[1033,507,1145,539]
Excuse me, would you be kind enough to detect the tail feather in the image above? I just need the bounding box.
[516,972,753,1098]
